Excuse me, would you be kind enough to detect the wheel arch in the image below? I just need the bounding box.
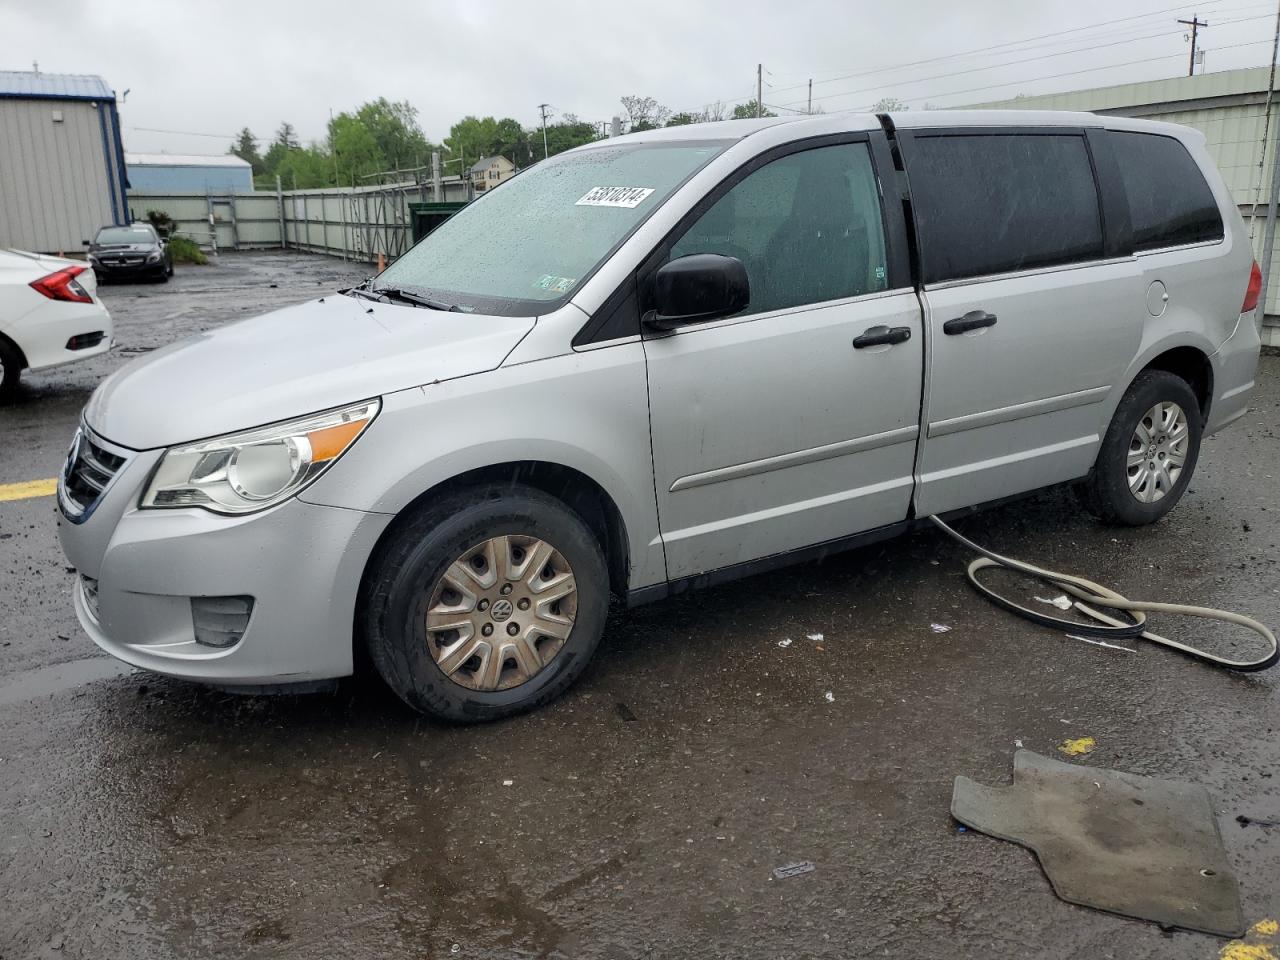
[358,459,634,601]
[1136,343,1214,422]
[0,331,30,370]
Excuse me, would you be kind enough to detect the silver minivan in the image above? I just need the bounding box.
[57,110,1263,720]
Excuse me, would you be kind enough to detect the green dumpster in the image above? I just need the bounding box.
[408,201,467,243]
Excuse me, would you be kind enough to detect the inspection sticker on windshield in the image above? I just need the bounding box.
[576,186,655,208]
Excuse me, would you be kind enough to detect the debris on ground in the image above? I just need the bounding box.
[1236,814,1280,828]
[1058,737,1097,757]
[1035,595,1074,610]
[1065,634,1135,653]
[502,780,513,787]
[776,638,792,648]
[772,861,816,880]
[806,633,823,642]
[930,623,952,633]
[823,691,835,703]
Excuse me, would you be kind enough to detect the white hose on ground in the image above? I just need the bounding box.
[929,515,1279,672]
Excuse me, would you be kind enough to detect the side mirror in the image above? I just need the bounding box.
[645,253,749,331]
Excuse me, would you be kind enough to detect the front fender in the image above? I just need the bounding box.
[300,346,666,590]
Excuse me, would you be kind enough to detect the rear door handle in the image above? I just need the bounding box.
[852,325,912,349]
[943,310,997,335]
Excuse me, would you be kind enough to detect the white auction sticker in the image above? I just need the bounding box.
[576,186,655,208]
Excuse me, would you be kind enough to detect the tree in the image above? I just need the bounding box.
[328,113,384,183]
[229,127,263,176]
[543,113,600,156]
[353,98,434,171]
[872,97,909,112]
[620,95,671,132]
[665,112,700,127]
[274,122,300,149]
[732,100,776,119]
[444,115,529,170]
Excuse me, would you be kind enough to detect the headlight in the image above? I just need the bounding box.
[140,399,379,514]
[146,251,162,262]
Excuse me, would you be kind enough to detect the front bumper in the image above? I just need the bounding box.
[56,430,392,686]
[92,258,166,278]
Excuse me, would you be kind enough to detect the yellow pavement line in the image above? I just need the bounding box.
[0,478,58,502]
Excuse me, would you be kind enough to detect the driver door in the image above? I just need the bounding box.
[642,136,923,579]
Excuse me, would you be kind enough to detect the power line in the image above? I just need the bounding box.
[761,0,1259,99]
[774,13,1272,111]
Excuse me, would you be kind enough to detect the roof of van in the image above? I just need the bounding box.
[589,109,1196,145]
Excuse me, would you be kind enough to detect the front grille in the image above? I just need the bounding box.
[61,429,126,518]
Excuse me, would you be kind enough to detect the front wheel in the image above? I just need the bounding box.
[360,485,610,722]
[1076,370,1202,526]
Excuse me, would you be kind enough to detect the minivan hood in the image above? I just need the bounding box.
[86,294,534,449]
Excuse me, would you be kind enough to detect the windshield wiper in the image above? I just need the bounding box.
[372,287,459,311]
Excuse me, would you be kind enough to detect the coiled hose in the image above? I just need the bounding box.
[929,515,1279,672]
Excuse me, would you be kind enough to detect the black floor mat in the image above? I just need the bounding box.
[952,750,1243,937]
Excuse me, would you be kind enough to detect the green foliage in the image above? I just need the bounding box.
[168,235,207,265]
[542,114,601,156]
[665,112,699,127]
[143,209,176,237]
[732,100,777,119]
[445,116,531,169]
[229,127,264,176]
[621,95,670,132]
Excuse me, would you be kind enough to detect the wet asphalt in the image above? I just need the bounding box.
[1,251,1278,959]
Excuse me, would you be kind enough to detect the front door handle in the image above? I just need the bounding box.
[852,325,912,349]
[943,310,998,335]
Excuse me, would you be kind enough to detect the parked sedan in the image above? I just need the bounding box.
[87,224,173,282]
[0,249,113,400]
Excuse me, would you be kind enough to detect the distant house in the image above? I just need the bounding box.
[126,153,254,193]
[469,155,516,192]
[0,69,128,253]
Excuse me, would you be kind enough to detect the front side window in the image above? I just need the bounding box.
[907,133,1104,284]
[669,142,890,316]
[374,142,728,315]
[1108,131,1224,252]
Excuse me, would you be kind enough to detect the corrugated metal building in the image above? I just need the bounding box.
[974,67,1280,345]
[126,153,254,193]
[0,70,129,253]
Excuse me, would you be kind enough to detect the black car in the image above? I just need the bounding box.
[86,224,173,282]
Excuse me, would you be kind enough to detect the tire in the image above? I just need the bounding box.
[1076,370,1202,526]
[0,337,23,403]
[361,484,610,722]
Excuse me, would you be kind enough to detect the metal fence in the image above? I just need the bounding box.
[126,177,471,263]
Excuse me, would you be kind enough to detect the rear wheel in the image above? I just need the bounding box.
[0,338,23,403]
[361,484,609,722]
[1076,370,1202,525]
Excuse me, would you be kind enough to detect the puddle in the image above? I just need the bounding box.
[0,657,135,707]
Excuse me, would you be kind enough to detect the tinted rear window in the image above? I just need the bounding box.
[907,133,1104,284]
[1108,131,1223,252]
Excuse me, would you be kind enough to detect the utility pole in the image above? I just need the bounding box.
[756,63,763,119]
[1259,4,1280,326]
[1178,15,1208,76]
[807,78,813,115]
[537,103,550,159]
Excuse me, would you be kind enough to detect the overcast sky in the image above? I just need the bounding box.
[3,0,1276,154]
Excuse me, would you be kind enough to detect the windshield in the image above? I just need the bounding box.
[373,141,729,315]
[96,226,156,244]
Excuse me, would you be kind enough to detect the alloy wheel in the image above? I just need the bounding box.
[424,535,578,691]
[1127,401,1189,504]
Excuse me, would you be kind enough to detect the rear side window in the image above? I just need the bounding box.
[669,142,890,315]
[906,133,1104,284]
[1108,131,1224,251]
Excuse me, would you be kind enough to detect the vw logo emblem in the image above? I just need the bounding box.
[490,599,514,622]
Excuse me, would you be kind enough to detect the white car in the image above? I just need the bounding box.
[0,249,113,400]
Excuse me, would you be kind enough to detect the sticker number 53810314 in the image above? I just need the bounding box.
[576,186,655,208]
